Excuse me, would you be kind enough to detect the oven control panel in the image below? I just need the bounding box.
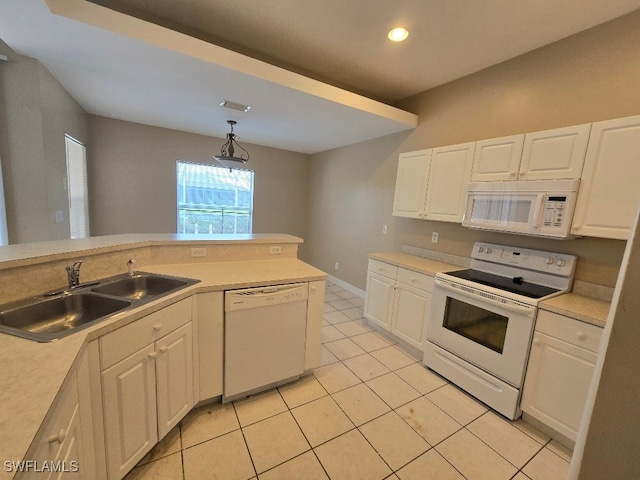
[472,242,576,276]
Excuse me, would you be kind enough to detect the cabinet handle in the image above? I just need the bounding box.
[310,286,316,292]
[148,352,157,359]
[159,346,169,353]
[153,324,162,332]
[48,429,66,444]
[576,332,586,340]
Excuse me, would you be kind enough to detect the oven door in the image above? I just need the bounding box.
[426,278,537,388]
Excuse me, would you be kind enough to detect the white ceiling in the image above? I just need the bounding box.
[1,0,639,154]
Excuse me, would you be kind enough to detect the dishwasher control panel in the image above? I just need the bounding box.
[225,283,308,311]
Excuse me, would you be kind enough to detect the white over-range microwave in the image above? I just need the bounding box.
[462,179,580,238]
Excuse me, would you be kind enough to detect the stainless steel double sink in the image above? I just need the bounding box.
[0,273,199,342]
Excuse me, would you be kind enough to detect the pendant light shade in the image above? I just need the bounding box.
[214,120,250,170]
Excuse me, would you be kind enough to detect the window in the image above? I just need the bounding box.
[65,134,89,239]
[177,161,254,234]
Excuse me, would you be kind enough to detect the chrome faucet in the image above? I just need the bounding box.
[66,260,83,288]
[127,259,136,276]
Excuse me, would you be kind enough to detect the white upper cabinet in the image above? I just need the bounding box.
[572,115,640,239]
[519,124,591,181]
[425,142,475,222]
[472,134,524,182]
[471,125,590,182]
[392,149,431,218]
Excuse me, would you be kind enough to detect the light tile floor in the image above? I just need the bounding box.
[125,281,572,480]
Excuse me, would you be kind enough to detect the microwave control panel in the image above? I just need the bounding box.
[542,196,568,227]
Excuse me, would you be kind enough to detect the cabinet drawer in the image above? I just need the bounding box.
[535,309,603,353]
[397,268,434,292]
[368,259,398,280]
[100,298,192,370]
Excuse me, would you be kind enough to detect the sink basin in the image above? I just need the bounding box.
[92,274,188,300]
[0,293,131,342]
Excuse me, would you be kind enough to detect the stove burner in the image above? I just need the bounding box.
[444,269,560,299]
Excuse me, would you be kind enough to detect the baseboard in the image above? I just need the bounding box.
[326,274,365,299]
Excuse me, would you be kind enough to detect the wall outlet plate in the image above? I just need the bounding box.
[431,232,439,244]
[191,247,207,257]
[269,245,282,254]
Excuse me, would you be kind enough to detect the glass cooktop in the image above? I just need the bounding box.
[444,269,561,299]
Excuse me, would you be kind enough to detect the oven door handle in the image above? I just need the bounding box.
[434,279,536,317]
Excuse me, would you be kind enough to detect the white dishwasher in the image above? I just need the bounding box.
[223,283,308,402]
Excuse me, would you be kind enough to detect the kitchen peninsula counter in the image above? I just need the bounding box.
[0,234,326,478]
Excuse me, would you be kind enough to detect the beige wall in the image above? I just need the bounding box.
[0,40,88,244]
[87,116,310,255]
[305,10,640,290]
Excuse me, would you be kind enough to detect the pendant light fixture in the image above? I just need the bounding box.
[214,120,250,171]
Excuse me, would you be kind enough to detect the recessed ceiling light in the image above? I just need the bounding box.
[388,27,409,42]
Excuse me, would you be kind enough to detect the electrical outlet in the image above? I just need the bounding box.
[382,224,388,234]
[334,262,340,270]
[269,245,282,254]
[431,232,439,244]
[191,247,207,257]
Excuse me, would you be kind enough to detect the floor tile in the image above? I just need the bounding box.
[234,389,288,427]
[324,303,337,314]
[436,429,517,480]
[347,297,365,308]
[324,310,352,324]
[512,418,552,444]
[326,284,341,293]
[336,290,357,299]
[341,306,365,320]
[396,449,464,480]
[278,374,327,409]
[321,325,346,343]
[327,299,355,310]
[512,473,532,480]
[333,320,370,337]
[258,451,329,480]
[547,439,573,462]
[350,331,394,352]
[467,411,543,468]
[319,345,340,367]
[366,372,421,409]
[125,451,183,480]
[332,383,391,426]
[324,293,342,302]
[522,447,570,480]
[314,362,362,393]
[395,397,462,446]
[180,402,239,448]
[395,363,448,394]
[314,429,392,480]
[359,411,430,470]
[343,353,390,381]
[426,384,489,425]
[137,424,181,466]
[371,345,416,370]
[291,396,354,446]
[242,411,310,474]
[183,430,255,480]
[324,337,367,360]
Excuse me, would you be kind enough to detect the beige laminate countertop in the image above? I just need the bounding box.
[540,293,610,328]
[368,252,461,276]
[0,257,326,477]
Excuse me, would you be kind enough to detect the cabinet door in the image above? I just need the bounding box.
[521,332,598,442]
[391,283,431,350]
[392,150,431,218]
[424,142,475,222]
[102,344,158,480]
[519,124,590,180]
[364,271,395,330]
[156,323,194,440]
[472,134,524,182]
[572,115,640,239]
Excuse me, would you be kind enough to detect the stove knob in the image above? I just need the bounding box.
[485,247,492,254]
[545,257,555,265]
[557,259,567,267]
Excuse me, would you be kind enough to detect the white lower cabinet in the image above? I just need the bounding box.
[364,259,433,350]
[521,310,603,446]
[100,299,193,480]
[18,349,95,480]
